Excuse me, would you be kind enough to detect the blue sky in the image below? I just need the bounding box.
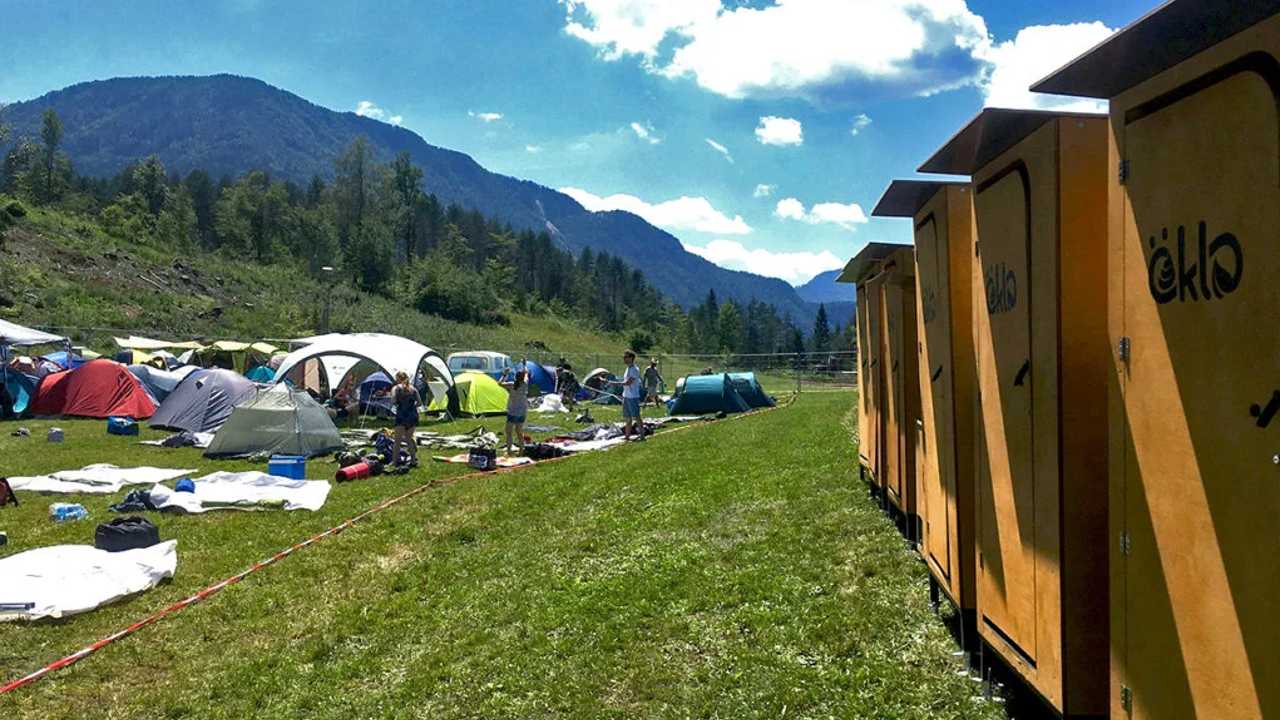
[1,0,1151,285]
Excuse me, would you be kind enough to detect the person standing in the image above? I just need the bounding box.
[501,369,529,456]
[390,371,421,467]
[611,350,644,440]
[642,358,664,407]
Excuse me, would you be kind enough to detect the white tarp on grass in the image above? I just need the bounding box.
[148,471,331,513]
[7,464,195,495]
[0,540,177,621]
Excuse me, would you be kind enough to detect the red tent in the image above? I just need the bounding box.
[32,359,157,419]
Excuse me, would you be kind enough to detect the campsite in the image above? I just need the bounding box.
[3,0,1278,718]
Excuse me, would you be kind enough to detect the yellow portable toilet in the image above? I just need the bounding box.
[872,180,978,647]
[838,243,902,490]
[919,107,1110,718]
[1035,3,1280,718]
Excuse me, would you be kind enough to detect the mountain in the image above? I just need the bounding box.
[795,270,851,304]
[1,75,825,324]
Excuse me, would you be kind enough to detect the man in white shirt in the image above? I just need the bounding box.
[612,350,644,440]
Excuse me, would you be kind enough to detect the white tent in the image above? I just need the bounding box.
[0,319,67,358]
[273,333,454,400]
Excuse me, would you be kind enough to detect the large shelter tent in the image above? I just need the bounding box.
[31,359,157,419]
[149,368,258,433]
[205,384,342,459]
[453,372,509,416]
[274,333,454,409]
[668,374,751,415]
[1,320,68,418]
[192,341,279,373]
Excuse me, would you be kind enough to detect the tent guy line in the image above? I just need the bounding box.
[0,393,795,696]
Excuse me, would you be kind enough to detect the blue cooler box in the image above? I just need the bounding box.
[107,417,139,436]
[268,455,307,479]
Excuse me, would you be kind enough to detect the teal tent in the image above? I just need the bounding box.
[668,373,751,415]
[728,372,774,408]
[245,365,275,383]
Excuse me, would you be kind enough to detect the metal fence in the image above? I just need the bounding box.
[18,323,858,395]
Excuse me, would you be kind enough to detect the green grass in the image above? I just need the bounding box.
[0,392,1001,719]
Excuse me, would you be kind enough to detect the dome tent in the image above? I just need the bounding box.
[31,360,158,419]
[244,365,275,383]
[149,368,258,434]
[205,384,341,459]
[129,365,199,404]
[667,373,751,416]
[453,372,508,416]
[727,372,774,409]
[514,361,557,396]
[274,333,454,411]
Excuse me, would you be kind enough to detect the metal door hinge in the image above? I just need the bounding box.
[1118,336,1131,364]
[1119,159,1131,185]
[1120,685,1134,713]
[1120,531,1132,556]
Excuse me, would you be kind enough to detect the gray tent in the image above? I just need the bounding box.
[204,383,341,458]
[128,364,198,404]
[149,368,258,433]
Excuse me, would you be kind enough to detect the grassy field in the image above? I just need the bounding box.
[0,391,1001,719]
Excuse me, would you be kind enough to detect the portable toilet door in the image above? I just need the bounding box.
[872,180,978,639]
[1035,5,1280,718]
[920,108,1110,718]
[855,284,874,480]
[876,247,921,537]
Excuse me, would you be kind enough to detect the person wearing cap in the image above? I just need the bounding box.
[642,358,664,407]
[390,371,421,467]
[610,350,644,440]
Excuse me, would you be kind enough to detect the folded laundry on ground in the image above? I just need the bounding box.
[140,431,214,449]
[8,465,196,495]
[0,540,177,621]
[148,471,331,513]
[434,453,533,468]
[524,424,562,434]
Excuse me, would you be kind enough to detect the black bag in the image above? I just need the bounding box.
[468,446,497,471]
[94,516,160,552]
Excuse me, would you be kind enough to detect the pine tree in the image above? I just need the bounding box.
[811,303,832,354]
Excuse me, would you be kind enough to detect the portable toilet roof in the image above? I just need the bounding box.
[205,383,342,459]
[727,372,774,409]
[668,373,751,415]
[149,368,258,433]
[871,180,969,218]
[836,242,913,285]
[453,371,508,416]
[917,107,1106,176]
[31,359,157,419]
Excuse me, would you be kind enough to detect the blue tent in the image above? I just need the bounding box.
[514,361,557,396]
[245,365,275,383]
[3,371,37,417]
[727,372,774,408]
[42,351,88,371]
[668,374,751,415]
[358,372,394,417]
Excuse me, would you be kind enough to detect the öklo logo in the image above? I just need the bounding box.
[1147,222,1243,304]
[984,262,1017,315]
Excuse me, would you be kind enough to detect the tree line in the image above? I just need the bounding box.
[0,107,853,356]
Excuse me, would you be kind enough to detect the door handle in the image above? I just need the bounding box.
[1250,390,1280,429]
[1013,359,1031,387]
[931,365,943,382]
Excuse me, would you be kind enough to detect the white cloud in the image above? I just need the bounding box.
[560,0,720,63]
[355,100,386,120]
[389,115,404,126]
[753,183,775,198]
[775,197,868,231]
[525,144,543,153]
[561,186,751,235]
[562,0,990,101]
[682,238,845,284]
[629,121,661,144]
[850,113,872,136]
[705,137,733,163]
[755,116,803,146]
[468,110,505,123]
[977,22,1114,112]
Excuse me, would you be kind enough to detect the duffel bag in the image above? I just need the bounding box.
[94,516,161,552]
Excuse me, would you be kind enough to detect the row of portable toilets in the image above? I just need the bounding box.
[839,3,1279,718]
